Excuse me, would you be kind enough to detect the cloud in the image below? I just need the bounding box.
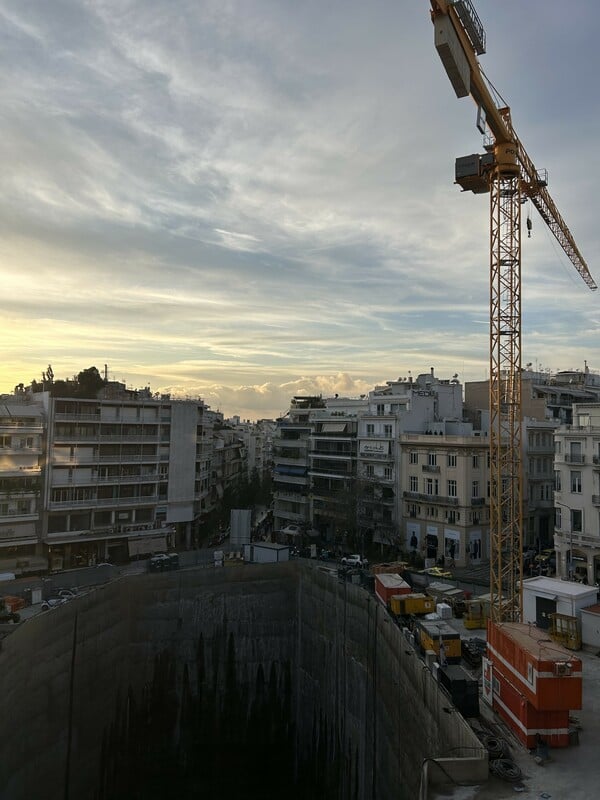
[0,1,598,418]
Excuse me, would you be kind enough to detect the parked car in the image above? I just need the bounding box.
[148,554,170,572]
[341,554,368,568]
[280,524,302,537]
[41,597,68,611]
[57,588,78,599]
[420,566,453,579]
[149,552,180,572]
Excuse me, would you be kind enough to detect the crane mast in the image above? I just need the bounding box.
[429,0,596,623]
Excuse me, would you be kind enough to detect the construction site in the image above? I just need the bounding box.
[2,0,600,797]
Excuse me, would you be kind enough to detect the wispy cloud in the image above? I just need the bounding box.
[1,0,598,417]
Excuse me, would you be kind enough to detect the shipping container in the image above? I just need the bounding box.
[375,573,411,606]
[389,592,435,617]
[437,664,479,717]
[484,656,572,748]
[370,561,408,576]
[487,621,582,711]
[416,619,461,664]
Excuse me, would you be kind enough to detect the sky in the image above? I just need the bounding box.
[1,1,599,419]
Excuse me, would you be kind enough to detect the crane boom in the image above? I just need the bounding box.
[428,0,596,623]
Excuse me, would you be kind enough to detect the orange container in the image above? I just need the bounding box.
[487,621,582,712]
[2,595,26,613]
[490,663,571,748]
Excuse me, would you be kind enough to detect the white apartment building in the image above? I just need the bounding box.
[357,371,464,550]
[0,394,46,575]
[41,391,212,570]
[554,403,600,584]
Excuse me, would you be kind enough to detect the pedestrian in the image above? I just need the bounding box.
[448,540,456,568]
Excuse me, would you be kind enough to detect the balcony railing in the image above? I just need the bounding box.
[403,490,459,506]
[554,529,599,548]
[48,495,159,509]
[422,465,440,473]
[564,454,585,464]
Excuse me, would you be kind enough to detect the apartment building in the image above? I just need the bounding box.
[554,403,600,584]
[357,371,464,549]
[464,368,600,550]
[308,397,366,544]
[524,419,556,550]
[41,389,213,570]
[229,417,275,481]
[401,424,489,568]
[272,396,325,533]
[0,394,46,574]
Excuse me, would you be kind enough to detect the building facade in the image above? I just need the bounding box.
[401,426,489,568]
[0,395,46,574]
[554,403,600,584]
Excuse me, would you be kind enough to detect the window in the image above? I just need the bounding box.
[410,475,418,492]
[472,454,479,469]
[365,465,374,478]
[571,471,582,493]
[366,424,374,435]
[377,403,385,415]
[472,481,479,498]
[426,478,434,495]
[410,451,418,465]
[448,479,457,498]
[555,507,562,529]
[472,512,480,525]
[571,509,582,533]
[427,453,437,467]
[555,440,562,455]
[447,453,457,468]
[0,435,10,448]
[384,424,392,437]
[384,466,393,480]
[448,510,457,524]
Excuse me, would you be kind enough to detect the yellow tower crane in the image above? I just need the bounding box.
[428,0,597,623]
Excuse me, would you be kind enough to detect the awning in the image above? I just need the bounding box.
[320,422,347,433]
[128,536,168,556]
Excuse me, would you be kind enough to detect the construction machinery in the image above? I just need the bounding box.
[428,0,596,623]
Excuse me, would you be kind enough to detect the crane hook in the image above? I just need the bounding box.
[526,210,532,238]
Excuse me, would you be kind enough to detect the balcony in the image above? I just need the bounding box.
[593,496,600,506]
[52,473,159,487]
[0,511,38,523]
[422,465,440,473]
[54,412,101,421]
[554,529,600,549]
[564,454,585,464]
[403,490,459,506]
[48,495,159,510]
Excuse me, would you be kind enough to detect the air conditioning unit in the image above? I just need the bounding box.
[554,661,572,677]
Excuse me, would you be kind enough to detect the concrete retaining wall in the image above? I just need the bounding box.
[0,562,486,799]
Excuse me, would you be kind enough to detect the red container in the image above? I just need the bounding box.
[375,573,411,606]
[2,595,26,612]
[487,621,582,711]
[490,662,571,748]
